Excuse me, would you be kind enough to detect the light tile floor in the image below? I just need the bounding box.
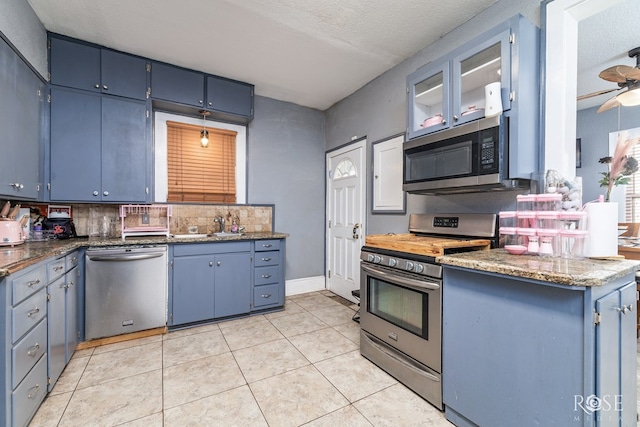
[29,290,454,427]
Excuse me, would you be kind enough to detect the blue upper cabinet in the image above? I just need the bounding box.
[49,35,149,101]
[150,61,205,107]
[0,35,44,200]
[151,61,254,121]
[206,75,253,118]
[407,15,538,140]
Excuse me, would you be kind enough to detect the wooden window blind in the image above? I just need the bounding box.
[625,144,640,221]
[166,121,237,202]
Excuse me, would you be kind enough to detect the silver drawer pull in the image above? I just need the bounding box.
[27,279,41,287]
[261,294,272,298]
[54,266,64,271]
[27,343,40,357]
[261,257,272,261]
[262,244,272,248]
[261,274,272,279]
[27,384,40,399]
[27,307,40,317]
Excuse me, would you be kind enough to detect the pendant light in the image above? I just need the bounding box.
[199,110,211,147]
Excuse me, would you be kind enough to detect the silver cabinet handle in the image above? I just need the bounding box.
[217,261,221,266]
[103,84,108,90]
[27,343,40,357]
[103,191,109,196]
[10,182,24,189]
[208,101,212,106]
[261,257,272,261]
[93,190,99,196]
[261,294,272,298]
[27,279,40,287]
[198,99,203,104]
[261,274,271,279]
[94,84,100,89]
[27,307,40,317]
[262,244,272,248]
[27,384,40,399]
[54,266,64,271]
[209,261,213,267]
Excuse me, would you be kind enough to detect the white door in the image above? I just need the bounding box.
[326,140,366,303]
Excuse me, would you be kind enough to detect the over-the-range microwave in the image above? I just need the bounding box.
[403,115,531,194]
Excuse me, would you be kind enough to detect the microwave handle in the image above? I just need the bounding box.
[361,264,440,292]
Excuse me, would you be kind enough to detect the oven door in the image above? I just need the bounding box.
[360,262,441,372]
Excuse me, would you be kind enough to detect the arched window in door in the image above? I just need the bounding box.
[333,158,357,179]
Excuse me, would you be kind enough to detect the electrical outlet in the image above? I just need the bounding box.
[142,213,150,224]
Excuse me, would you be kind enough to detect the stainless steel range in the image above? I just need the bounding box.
[359,213,497,410]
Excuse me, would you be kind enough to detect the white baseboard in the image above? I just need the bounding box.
[285,275,326,296]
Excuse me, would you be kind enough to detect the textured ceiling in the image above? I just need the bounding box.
[577,0,640,111]
[27,0,501,110]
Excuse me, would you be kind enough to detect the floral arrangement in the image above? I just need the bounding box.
[598,133,640,202]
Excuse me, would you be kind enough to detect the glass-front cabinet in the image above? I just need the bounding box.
[408,63,449,135]
[407,15,537,140]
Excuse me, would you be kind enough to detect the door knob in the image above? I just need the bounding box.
[352,223,360,239]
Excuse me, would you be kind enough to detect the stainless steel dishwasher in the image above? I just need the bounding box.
[85,245,168,340]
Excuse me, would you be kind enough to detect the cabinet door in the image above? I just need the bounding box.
[452,29,511,125]
[65,266,79,363]
[101,96,148,202]
[595,281,637,427]
[101,49,148,100]
[49,36,101,92]
[172,255,214,325]
[49,88,102,201]
[151,62,205,107]
[214,252,251,318]
[47,276,66,391]
[407,62,450,138]
[206,76,253,117]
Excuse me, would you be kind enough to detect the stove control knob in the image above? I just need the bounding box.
[414,264,424,273]
[388,258,397,267]
[367,254,375,262]
[405,261,414,271]
[373,255,382,264]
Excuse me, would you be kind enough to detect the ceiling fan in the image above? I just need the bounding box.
[577,46,640,113]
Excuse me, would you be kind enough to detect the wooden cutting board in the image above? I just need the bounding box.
[365,233,491,257]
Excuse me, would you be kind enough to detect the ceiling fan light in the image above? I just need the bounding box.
[617,87,640,107]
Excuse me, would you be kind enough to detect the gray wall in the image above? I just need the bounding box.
[0,0,47,77]
[248,96,326,279]
[577,105,640,204]
[324,0,543,235]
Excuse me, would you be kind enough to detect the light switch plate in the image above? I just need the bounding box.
[142,213,150,224]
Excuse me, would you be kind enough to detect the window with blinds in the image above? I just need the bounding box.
[166,121,237,202]
[625,143,640,221]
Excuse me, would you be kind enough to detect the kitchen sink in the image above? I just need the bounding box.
[169,233,211,239]
[214,232,244,237]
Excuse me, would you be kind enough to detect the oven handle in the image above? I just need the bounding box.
[363,332,440,382]
[361,264,440,291]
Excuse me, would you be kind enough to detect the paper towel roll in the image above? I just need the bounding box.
[484,82,503,118]
[584,202,618,257]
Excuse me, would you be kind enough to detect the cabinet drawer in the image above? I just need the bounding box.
[47,258,66,283]
[12,289,47,344]
[173,241,251,256]
[255,239,280,252]
[12,354,47,427]
[65,251,79,271]
[254,266,279,286]
[253,284,280,308]
[12,319,46,389]
[254,251,280,267]
[12,265,46,305]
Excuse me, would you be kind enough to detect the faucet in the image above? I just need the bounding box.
[214,216,225,233]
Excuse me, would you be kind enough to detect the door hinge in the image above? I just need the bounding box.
[509,33,515,44]
[47,183,51,191]
[509,91,515,102]
[47,293,51,301]
[146,63,151,72]
[328,220,331,228]
[47,93,51,103]
[47,72,51,82]
[406,86,409,94]
[146,87,151,99]
[328,169,333,179]
[328,270,331,278]
[47,377,51,385]
[146,110,149,118]
[170,260,173,269]
[145,187,149,194]
[594,311,601,325]
[169,314,173,322]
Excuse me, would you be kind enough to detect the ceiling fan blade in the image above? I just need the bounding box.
[577,87,620,101]
[596,95,621,113]
[599,65,640,83]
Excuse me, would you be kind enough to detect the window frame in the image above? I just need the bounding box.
[153,111,247,203]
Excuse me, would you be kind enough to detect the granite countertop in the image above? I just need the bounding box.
[0,232,288,277]
[437,249,640,287]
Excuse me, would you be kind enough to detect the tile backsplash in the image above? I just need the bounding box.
[57,204,273,237]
